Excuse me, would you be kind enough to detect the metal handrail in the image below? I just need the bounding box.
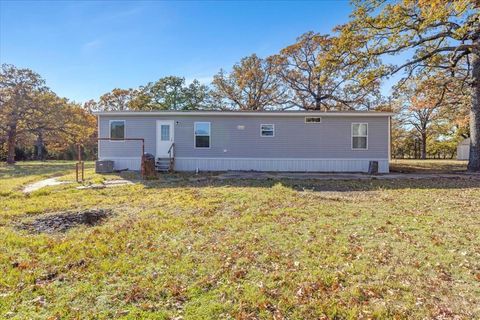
[167,143,175,172]
[167,142,175,156]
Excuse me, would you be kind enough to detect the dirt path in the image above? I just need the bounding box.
[23,178,69,193]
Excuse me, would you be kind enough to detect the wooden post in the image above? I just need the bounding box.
[76,163,79,182]
[76,144,84,183]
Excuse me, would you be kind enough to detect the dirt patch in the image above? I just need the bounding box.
[17,209,113,233]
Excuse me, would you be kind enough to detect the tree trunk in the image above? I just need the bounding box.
[6,124,17,164]
[468,41,480,172]
[314,82,323,111]
[35,132,45,161]
[420,132,427,160]
[413,140,416,159]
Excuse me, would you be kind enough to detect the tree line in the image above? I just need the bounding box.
[0,65,96,163]
[86,31,382,113]
[1,1,479,170]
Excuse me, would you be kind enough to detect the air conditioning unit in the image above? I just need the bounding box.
[95,160,114,173]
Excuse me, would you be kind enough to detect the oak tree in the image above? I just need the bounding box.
[131,76,186,110]
[129,76,211,111]
[43,102,97,158]
[338,0,480,170]
[98,88,136,111]
[0,64,48,163]
[182,80,212,110]
[394,73,468,159]
[270,32,382,111]
[212,54,287,110]
[28,92,69,160]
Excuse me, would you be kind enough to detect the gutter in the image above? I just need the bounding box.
[94,111,396,117]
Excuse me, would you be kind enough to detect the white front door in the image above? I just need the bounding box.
[156,120,174,158]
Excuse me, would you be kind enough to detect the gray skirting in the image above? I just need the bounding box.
[100,157,389,173]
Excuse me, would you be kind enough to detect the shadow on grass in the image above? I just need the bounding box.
[121,171,480,192]
[390,159,468,174]
[5,161,478,192]
[0,161,95,179]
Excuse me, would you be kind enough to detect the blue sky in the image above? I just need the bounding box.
[1,1,358,103]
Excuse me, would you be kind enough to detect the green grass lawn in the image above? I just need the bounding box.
[1,161,479,319]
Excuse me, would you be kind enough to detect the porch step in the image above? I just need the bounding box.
[155,157,173,172]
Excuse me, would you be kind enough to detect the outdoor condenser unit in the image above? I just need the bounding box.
[95,160,114,173]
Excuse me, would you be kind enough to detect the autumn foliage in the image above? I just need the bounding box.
[1,0,479,169]
[0,64,97,162]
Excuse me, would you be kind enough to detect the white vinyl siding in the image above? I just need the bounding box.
[98,115,389,163]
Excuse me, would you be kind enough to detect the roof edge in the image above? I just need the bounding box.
[94,111,395,117]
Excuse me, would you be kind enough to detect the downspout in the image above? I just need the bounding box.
[388,116,392,166]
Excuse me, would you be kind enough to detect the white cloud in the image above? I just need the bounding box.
[82,39,102,53]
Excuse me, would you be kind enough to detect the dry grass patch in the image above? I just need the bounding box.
[390,159,468,173]
[0,162,479,319]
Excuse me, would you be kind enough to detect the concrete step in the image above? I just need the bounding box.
[155,157,173,172]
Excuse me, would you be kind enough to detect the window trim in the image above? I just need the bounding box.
[260,124,275,137]
[305,117,322,124]
[194,121,211,149]
[109,120,126,142]
[351,123,368,150]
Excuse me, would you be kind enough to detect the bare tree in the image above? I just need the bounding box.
[269,32,382,111]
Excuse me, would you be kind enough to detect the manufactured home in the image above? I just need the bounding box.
[96,111,393,173]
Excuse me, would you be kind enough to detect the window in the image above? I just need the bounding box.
[194,122,210,148]
[305,117,322,123]
[160,125,170,141]
[261,124,275,137]
[352,123,368,149]
[110,120,125,140]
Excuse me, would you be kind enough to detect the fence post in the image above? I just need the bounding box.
[76,163,79,182]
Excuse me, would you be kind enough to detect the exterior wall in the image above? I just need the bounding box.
[457,144,470,160]
[98,114,390,173]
